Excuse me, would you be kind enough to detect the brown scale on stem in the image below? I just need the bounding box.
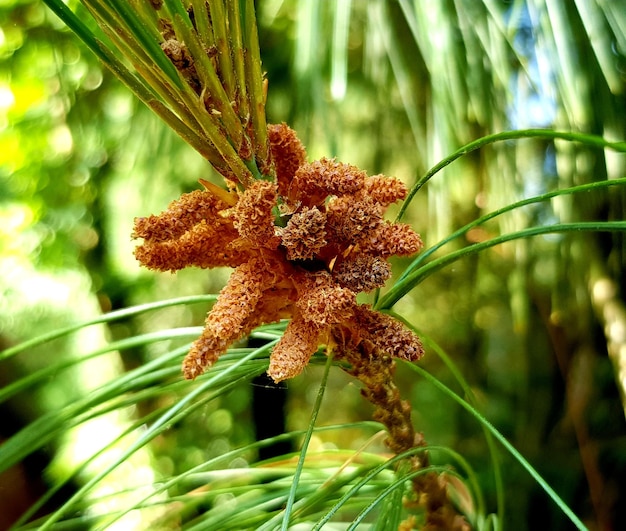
[334,331,469,530]
[161,39,201,94]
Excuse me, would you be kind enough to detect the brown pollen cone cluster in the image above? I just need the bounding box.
[133,124,471,530]
[132,123,424,383]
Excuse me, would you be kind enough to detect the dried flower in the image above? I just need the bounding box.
[267,122,307,196]
[333,254,392,293]
[288,158,367,207]
[133,123,424,382]
[229,180,280,248]
[365,174,409,206]
[280,207,327,260]
[268,316,321,381]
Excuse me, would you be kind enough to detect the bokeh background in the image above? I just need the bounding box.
[1,1,626,529]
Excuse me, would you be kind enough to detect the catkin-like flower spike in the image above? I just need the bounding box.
[353,305,424,362]
[333,254,392,292]
[183,328,230,380]
[134,220,244,272]
[132,189,229,242]
[268,315,322,382]
[360,222,424,257]
[289,158,366,206]
[182,257,288,380]
[206,258,271,339]
[295,271,357,326]
[280,207,327,260]
[365,174,408,207]
[184,275,296,381]
[268,123,307,196]
[230,180,280,248]
[326,195,383,242]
